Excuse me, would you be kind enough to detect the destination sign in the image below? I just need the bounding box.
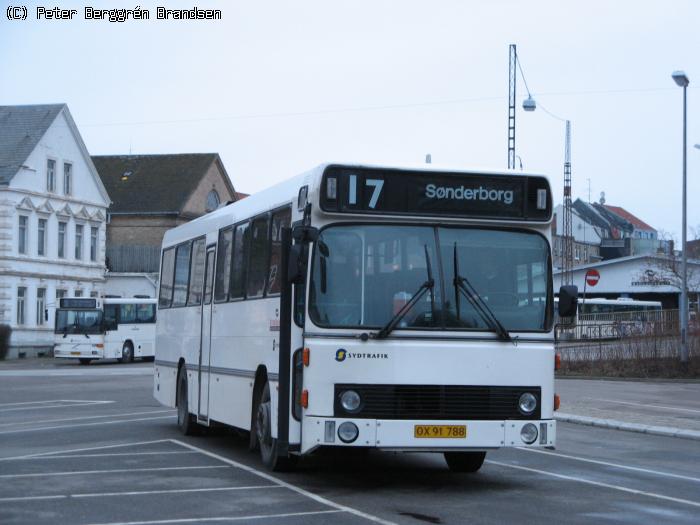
[59,298,98,309]
[320,166,552,221]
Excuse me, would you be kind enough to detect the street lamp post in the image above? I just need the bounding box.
[672,70,689,364]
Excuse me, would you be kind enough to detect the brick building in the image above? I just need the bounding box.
[92,153,237,297]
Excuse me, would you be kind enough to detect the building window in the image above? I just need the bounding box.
[56,289,66,301]
[37,218,47,256]
[74,289,83,297]
[36,288,46,326]
[47,159,56,192]
[206,190,220,212]
[18,215,28,254]
[75,224,83,259]
[90,226,98,262]
[63,162,72,195]
[17,287,26,325]
[58,222,66,258]
[90,291,99,298]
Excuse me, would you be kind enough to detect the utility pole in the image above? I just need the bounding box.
[507,44,517,170]
[562,120,573,287]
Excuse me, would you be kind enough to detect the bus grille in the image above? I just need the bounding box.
[333,384,541,420]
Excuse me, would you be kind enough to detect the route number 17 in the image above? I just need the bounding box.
[348,175,384,209]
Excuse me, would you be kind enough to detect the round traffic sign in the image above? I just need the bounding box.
[585,269,600,287]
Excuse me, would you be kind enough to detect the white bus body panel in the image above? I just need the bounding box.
[299,336,555,453]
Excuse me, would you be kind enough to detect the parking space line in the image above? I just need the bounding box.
[0,465,229,479]
[0,409,175,428]
[84,509,344,525]
[0,485,281,503]
[17,451,199,460]
[0,400,115,413]
[486,459,700,509]
[0,414,176,435]
[171,439,398,525]
[0,399,112,408]
[0,439,171,461]
[517,447,700,483]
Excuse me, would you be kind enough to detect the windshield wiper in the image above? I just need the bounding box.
[453,243,511,342]
[372,245,435,340]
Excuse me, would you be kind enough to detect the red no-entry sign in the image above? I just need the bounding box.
[585,269,600,287]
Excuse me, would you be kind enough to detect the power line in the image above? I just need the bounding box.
[74,85,694,129]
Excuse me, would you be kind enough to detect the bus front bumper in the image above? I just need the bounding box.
[54,345,104,359]
[301,417,555,454]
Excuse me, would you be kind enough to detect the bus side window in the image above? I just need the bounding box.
[247,215,270,299]
[214,227,233,302]
[230,222,250,299]
[120,304,136,324]
[267,207,291,296]
[158,247,176,308]
[172,241,192,307]
[136,304,156,323]
[187,238,207,306]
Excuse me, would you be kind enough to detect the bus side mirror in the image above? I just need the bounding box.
[558,285,578,317]
[288,244,305,284]
[102,318,118,332]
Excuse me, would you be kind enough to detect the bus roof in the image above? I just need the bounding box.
[103,297,157,305]
[162,162,550,248]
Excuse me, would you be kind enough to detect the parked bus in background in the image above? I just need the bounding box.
[154,163,577,472]
[54,297,157,365]
[556,297,663,339]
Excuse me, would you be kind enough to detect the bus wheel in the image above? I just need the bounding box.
[444,451,486,473]
[78,358,92,366]
[177,367,198,436]
[119,342,134,363]
[255,381,296,472]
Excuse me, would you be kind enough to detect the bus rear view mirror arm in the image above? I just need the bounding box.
[558,285,578,317]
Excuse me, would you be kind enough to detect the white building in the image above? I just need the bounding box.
[554,254,700,310]
[0,104,110,358]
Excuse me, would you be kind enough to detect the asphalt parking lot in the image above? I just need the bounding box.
[1,359,699,525]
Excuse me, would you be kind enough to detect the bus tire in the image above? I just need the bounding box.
[177,367,198,436]
[254,381,296,472]
[78,358,92,366]
[119,342,134,363]
[443,451,486,473]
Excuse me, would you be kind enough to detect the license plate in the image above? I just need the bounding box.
[414,425,467,438]
[71,351,81,356]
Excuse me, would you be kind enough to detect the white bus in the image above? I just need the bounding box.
[575,297,662,339]
[154,163,577,472]
[54,297,157,365]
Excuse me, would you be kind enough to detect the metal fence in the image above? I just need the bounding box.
[556,309,683,341]
[106,245,160,273]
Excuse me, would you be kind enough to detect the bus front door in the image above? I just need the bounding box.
[198,247,216,423]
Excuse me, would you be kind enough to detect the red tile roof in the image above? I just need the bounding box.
[234,191,249,200]
[603,205,656,232]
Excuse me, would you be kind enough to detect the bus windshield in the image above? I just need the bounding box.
[309,225,552,332]
[55,309,103,335]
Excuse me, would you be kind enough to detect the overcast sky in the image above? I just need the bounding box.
[1,0,698,238]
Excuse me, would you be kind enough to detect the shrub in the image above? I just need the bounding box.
[0,324,11,360]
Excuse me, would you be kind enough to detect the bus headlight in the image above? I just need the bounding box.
[338,422,359,443]
[518,392,537,415]
[520,423,538,444]
[339,390,362,413]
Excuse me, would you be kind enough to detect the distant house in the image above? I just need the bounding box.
[553,198,669,268]
[0,104,110,358]
[92,154,237,297]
